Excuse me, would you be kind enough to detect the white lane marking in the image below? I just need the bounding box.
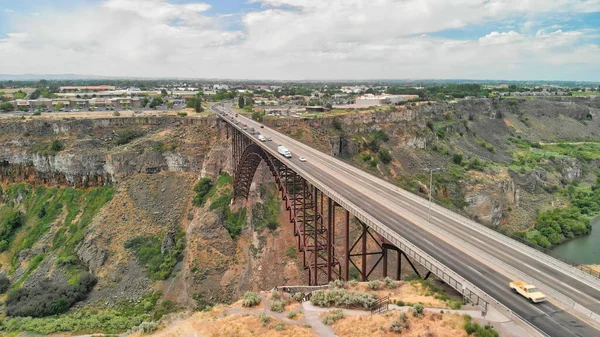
[431,216,440,222]
[470,236,485,244]
[524,263,543,275]
[398,199,409,205]
[560,282,584,295]
[468,266,483,276]
[423,239,433,246]
[529,303,549,316]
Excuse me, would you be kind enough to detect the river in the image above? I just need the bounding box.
[550,216,600,265]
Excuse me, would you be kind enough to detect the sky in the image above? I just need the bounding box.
[1,0,600,81]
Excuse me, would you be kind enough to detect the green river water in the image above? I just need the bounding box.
[550,216,600,265]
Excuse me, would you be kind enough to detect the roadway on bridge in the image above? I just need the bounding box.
[215,104,600,337]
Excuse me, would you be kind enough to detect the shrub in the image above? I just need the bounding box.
[242,291,261,307]
[270,299,285,313]
[410,303,424,318]
[463,315,499,337]
[275,322,285,331]
[322,309,344,325]
[395,300,405,307]
[6,274,97,317]
[287,311,297,319]
[453,153,464,165]
[115,128,139,145]
[378,148,393,164]
[0,209,22,251]
[192,178,213,206]
[390,312,409,333]
[368,280,382,290]
[0,275,10,293]
[259,313,270,325]
[138,321,158,334]
[124,231,185,280]
[383,277,398,289]
[292,292,304,302]
[310,289,378,309]
[113,111,121,117]
[329,279,346,289]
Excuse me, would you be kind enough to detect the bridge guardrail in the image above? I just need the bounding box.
[221,115,551,337]
[389,200,600,328]
[412,193,600,284]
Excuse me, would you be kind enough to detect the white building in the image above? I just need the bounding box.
[355,94,419,107]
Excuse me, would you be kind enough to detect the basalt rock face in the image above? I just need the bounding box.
[0,116,221,187]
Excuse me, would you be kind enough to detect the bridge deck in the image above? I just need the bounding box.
[215,103,600,337]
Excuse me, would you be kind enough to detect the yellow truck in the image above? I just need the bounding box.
[510,281,546,303]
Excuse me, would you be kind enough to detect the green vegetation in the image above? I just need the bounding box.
[259,313,270,325]
[114,128,140,145]
[410,303,425,318]
[192,178,214,206]
[30,140,64,155]
[0,102,14,112]
[463,315,499,337]
[7,272,96,317]
[207,173,246,239]
[310,289,378,309]
[124,231,185,280]
[252,184,280,232]
[524,173,600,247]
[0,208,22,252]
[242,291,261,307]
[270,299,285,313]
[0,292,163,334]
[412,279,462,309]
[378,148,393,164]
[389,312,409,333]
[322,309,344,325]
[287,311,298,319]
[1,184,114,276]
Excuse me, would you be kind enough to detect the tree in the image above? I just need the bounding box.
[55,104,63,111]
[0,102,13,112]
[161,89,168,96]
[194,98,204,113]
[141,97,149,108]
[149,97,164,109]
[378,148,392,164]
[167,102,174,109]
[238,95,245,108]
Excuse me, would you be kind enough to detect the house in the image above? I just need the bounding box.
[305,106,328,113]
[59,85,116,93]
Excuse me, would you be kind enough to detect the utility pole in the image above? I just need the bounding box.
[428,167,441,223]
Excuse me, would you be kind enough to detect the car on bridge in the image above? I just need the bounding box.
[510,281,546,303]
[278,145,292,158]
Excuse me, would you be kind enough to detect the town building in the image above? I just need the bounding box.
[59,85,116,93]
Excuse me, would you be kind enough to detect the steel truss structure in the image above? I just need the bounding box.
[227,124,427,285]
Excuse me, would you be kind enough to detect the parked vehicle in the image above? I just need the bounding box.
[510,281,546,303]
[266,137,272,141]
[278,145,292,158]
[260,125,264,128]
[299,157,307,162]
[258,135,267,142]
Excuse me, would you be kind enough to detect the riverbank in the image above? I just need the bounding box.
[550,215,600,265]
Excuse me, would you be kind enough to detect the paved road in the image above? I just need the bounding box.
[214,104,600,337]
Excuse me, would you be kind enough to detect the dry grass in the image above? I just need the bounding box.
[585,265,600,273]
[136,311,318,337]
[348,281,449,309]
[331,311,467,337]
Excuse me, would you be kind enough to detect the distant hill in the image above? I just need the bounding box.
[0,74,120,81]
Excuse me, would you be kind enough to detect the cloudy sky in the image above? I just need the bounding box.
[1,0,599,80]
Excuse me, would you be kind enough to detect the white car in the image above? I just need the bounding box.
[299,157,307,162]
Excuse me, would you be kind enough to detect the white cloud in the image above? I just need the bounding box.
[0,0,599,80]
